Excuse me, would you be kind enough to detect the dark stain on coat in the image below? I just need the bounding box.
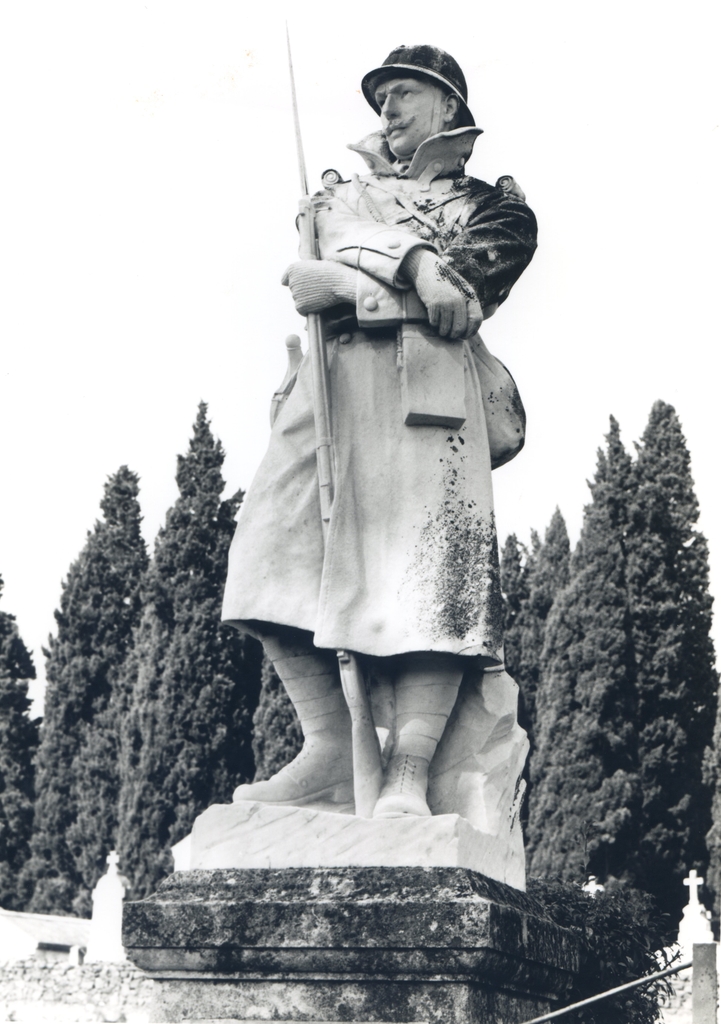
[407,461,504,651]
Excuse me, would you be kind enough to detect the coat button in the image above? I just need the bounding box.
[363,296,379,311]
[339,333,352,344]
[387,239,401,249]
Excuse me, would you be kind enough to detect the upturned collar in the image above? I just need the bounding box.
[347,126,482,186]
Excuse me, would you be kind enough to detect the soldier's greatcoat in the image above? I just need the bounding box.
[222,127,537,662]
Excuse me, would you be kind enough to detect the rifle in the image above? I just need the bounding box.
[286,28,383,818]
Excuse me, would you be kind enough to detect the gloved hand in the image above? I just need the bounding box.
[281,260,357,316]
[402,249,483,339]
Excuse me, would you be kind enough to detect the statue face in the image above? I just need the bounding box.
[374,76,459,159]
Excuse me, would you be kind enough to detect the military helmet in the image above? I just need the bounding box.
[361,44,475,128]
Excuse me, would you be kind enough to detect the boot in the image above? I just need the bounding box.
[233,638,354,810]
[373,653,463,819]
[372,754,431,818]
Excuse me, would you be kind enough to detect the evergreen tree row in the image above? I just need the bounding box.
[15,404,262,913]
[502,402,718,924]
[116,405,262,899]
[23,465,148,915]
[2,397,719,927]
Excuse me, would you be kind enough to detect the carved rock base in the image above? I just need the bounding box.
[189,801,525,890]
[123,867,579,1023]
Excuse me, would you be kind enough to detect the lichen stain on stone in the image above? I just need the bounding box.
[507,376,526,425]
[406,461,504,651]
[445,433,465,459]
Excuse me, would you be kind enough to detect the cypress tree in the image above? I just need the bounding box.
[705,718,721,916]
[24,468,147,915]
[0,576,39,910]
[251,656,303,782]
[527,419,641,883]
[525,510,571,750]
[502,511,571,750]
[626,402,718,920]
[500,532,535,737]
[117,404,263,898]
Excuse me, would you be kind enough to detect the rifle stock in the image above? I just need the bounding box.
[338,650,383,818]
[288,29,383,818]
[299,197,381,816]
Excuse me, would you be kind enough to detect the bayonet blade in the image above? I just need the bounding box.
[286,24,309,198]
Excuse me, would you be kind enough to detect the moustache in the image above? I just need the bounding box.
[382,118,414,138]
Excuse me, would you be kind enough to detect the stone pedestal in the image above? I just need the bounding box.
[189,801,525,889]
[123,867,579,1023]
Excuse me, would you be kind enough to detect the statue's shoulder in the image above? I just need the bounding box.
[320,178,356,202]
[310,177,359,214]
[453,174,536,241]
[453,174,529,205]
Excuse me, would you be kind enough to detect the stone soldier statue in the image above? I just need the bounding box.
[223,45,537,824]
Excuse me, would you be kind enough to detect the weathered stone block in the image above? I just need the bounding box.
[123,867,579,1023]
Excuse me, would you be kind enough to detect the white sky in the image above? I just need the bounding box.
[1,1,719,712]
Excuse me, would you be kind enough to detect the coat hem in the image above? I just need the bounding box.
[223,616,502,665]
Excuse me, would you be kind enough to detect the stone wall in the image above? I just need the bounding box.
[0,959,155,1022]
[659,969,692,1024]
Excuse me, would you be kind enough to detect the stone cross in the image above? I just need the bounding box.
[582,875,605,897]
[684,869,703,906]
[678,868,714,959]
[107,850,120,869]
